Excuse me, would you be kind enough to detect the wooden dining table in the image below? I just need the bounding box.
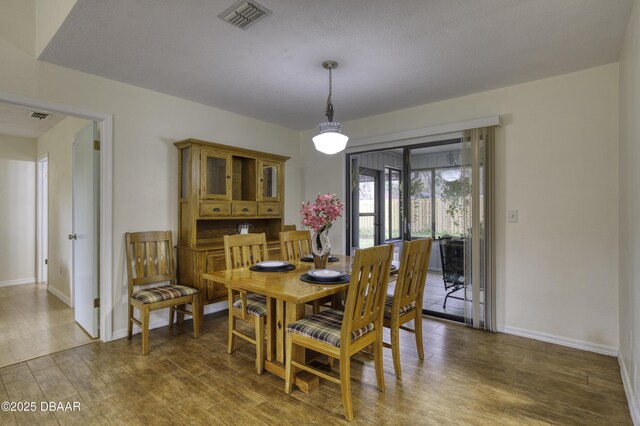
[202,255,353,393]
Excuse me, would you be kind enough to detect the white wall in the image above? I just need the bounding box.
[618,0,640,421]
[0,3,303,338]
[0,134,36,286]
[36,117,92,303]
[0,0,35,56]
[35,0,76,57]
[301,63,620,354]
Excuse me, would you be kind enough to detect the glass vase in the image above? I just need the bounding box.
[311,227,330,269]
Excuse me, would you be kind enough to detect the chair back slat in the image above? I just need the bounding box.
[279,230,312,261]
[342,244,393,342]
[125,231,176,296]
[145,241,157,276]
[223,233,269,270]
[394,238,433,310]
[134,242,146,278]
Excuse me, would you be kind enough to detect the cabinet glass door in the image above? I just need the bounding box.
[259,160,280,201]
[201,150,231,199]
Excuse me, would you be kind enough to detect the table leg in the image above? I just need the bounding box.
[264,300,320,394]
[266,297,275,362]
[276,300,285,363]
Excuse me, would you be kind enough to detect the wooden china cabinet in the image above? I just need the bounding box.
[174,138,289,318]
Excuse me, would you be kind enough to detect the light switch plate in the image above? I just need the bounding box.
[508,210,518,223]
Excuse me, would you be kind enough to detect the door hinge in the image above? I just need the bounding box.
[93,298,100,308]
[45,259,48,265]
[94,140,100,151]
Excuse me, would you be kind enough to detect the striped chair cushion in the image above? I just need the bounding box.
[286,309,373,347]
[131,285,197,304]
[383,294,416,319]
[232,294,267,318]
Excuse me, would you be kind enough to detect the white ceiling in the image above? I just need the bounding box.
[0,103,65,139]
[38,0,632,130]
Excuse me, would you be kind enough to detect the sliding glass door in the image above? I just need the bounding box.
[406,142,468,321]
[346,131,493,329]
[357,168,379,249]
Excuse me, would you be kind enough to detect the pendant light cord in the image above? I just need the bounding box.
[325,67,335,122]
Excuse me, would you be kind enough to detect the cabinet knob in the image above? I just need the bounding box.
[242,208,249,212]
[226,175,231,179]
[212,208,220,212]
[267,208,273,212]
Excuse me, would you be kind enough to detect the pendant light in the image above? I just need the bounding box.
[312,60,349,155]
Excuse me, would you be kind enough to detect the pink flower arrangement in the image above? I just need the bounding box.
[300,193,344,233]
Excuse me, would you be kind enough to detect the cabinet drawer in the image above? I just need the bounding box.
[232,202,257,216]
[258,203,281,216]
[200,201,231,217]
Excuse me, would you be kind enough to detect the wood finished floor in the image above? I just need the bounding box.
[0,310,632,425]
[0,283,95,369]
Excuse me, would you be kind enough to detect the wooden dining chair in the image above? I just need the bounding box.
[284,244,394,421]
[125,231,200,355]
[279,229,329,313]
[279,229,312,262]
[383,238,433,378]
[224,232,269,374]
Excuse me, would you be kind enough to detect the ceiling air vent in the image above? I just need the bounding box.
[218,1,271,30]
[30,111,50,120]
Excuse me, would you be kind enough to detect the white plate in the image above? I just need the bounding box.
[256,261,288,269]
[308,269,346,281]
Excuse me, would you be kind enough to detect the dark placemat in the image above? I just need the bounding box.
[300,256,340,263]
[249,264,296,273]
[300,273,350,285]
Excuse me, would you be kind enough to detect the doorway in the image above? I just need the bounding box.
[0,91,113,344]
[0,104,98,367]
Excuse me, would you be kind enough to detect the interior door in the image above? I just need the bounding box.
[72,123,100,338]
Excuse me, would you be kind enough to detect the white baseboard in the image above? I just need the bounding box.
[619,355,640,425]
[112,300,228,340]
[498,325,618,356]
[47,285,72,307]
[0,277,36,288]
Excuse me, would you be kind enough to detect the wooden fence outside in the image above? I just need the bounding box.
[359,199,475,237]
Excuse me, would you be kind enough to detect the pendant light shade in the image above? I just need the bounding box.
[313,60,348,155]
[312,122,349,154]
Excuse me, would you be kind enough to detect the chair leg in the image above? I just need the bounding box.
[339,354,353,421]
[176,304,185,324]
[168,306,174,328]
[141,305,150,355]
[390,323,402,378]
[374,337,386,392]
[284,334,295,394]
[312,300,320,314]
[255,316,265,374]
[414,314,424,360]
[127,303,133,339]
[192,295,200,339]
[228,311,235,354]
